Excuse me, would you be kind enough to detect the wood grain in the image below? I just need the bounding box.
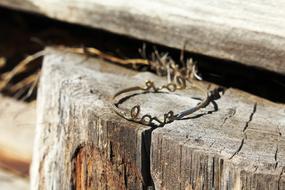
[30,49,153,190]
[151,89,285,189]
[1,0,285,74]
[32,48,285,189]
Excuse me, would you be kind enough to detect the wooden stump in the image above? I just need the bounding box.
[31,49,285,190]
[31,49,153,190]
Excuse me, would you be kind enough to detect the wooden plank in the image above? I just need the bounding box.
[0,96,35,176]
[0,0,285,74]
[30,49,153,189]
[32,48,285,189]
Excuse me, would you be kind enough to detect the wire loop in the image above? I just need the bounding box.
[112,78,222,128]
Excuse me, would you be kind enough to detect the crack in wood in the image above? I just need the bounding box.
[278,167,284,190]
[211,157,215,189]
[274,145,279,169]
[179,145,182,190]
[229,138,245,160]
[140,128,154,188]
[229,103,257,160]
[242,103,257,132]
[274,125,282,170]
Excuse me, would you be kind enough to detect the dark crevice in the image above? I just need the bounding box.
[229,103,257,160]
[1,7,285,103]
[141,127,154,189]
[229,138,245,160]
[212,157,215,188]
[278,168,284,190]
[275,126,282,170]
[124,164,128,189]
[274,145,279,169]
[243,103,257,132]
[179,145,182,190]
[196,58,285,103]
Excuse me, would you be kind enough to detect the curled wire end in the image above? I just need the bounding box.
[208,87,224,101]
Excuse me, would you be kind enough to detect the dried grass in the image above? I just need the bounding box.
[9,70,40,93]
[0,50,46,91]
[0,46,150,100]
[65,47,149,65]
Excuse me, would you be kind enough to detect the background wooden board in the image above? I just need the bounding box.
[0,0,285,74]
[32,48,285,189]
[0,169,29,190]
[0,96,35,176]
[0,97,35,188]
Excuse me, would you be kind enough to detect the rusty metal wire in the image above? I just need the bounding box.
[112,76,222,128]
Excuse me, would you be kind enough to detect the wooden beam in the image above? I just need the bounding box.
[0,0,285,74]
[32,49,285,189]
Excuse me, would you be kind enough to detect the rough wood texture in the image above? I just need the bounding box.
[0,96,35,176]
[32,49,285,189]
[151,90,285,190]
[1,0,285,74]
[31,49,153,190]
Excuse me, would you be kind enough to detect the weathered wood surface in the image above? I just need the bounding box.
[1,0,285,75]
[0,96,35,176]
[31,49,152,190]
[32,49,285,189]
[151,90,285,189]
